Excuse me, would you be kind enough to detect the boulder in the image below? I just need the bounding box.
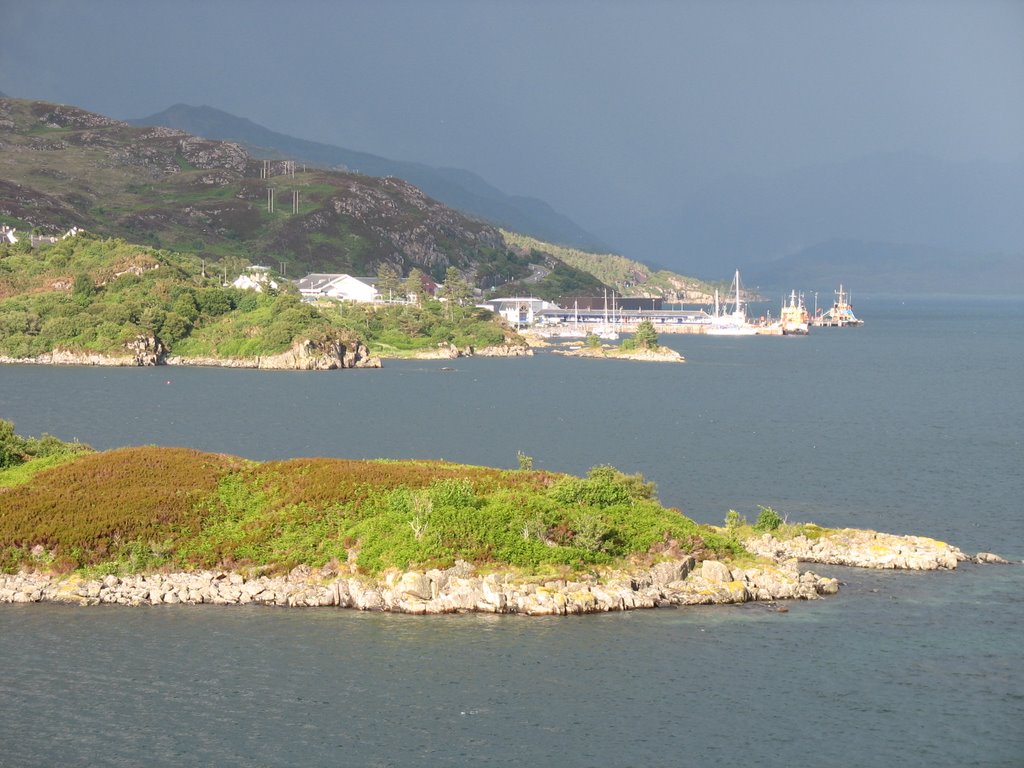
[975,552,1010,565]
[650,557,695,586]
[700,560,733,583]
[395,572,433,601]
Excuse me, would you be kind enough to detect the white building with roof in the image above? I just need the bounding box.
[481,297,554,326]
[295,273,379,303]
[232,266,279,292]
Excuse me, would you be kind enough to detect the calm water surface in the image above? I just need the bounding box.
[1,297,1022,766]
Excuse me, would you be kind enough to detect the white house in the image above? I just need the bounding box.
[1,226,18,245]
[231,266,279,292]
[481,297,554,326]
[295,273,379,303]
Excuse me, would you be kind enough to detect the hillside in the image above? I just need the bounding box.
[129,104,604,251]
[501,231,719,303]
[0,236,517,364]
[0,97,537,289]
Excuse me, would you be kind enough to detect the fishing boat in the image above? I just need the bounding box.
[705,270,759,335]
[813,284,864,327]
[779,290,810,335]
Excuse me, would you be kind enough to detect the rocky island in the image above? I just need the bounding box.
[0,426,1009,615]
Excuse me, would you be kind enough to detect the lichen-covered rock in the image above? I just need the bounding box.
[975,552,1010,565]
[744,528,970,570]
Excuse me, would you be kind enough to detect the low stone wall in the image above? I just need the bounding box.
[0,557,838,615]
[743,528,980,570]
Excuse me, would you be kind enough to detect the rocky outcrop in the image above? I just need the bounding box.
[166,337,380,370]
[468,343,533,357]
[553,345,684,363]
[0,337,380,370]
[743,528,972,570]
[405,342,533,360]
[0,335,165,367]
[0,557,838,615]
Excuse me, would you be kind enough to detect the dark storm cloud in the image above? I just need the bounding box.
[3,0,1022,268]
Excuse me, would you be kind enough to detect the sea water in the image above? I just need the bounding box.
[1,296,1022,767]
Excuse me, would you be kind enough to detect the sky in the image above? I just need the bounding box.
[3,0,1024,270]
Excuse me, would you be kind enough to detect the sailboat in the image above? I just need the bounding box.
[593,289,619,340]
[705,270,758,336]
[542,300,586,339]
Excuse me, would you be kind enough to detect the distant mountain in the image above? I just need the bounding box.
[611,151,1024,293]
[0,97,540,285]
[745,238,1024,296]
[128,104,603,251]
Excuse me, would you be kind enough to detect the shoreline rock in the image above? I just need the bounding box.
[0,557,837,615]
[0,337,381,371]
[402,342,533,360]
[743,528,979,570]
[551,345,684,363]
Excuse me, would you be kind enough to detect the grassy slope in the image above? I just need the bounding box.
[0,447,739,577]
[0,98,520,284]
[502,230,720,301]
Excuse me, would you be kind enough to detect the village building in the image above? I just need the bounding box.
[481,297,554,326]
[231,266,279,292]
[295,273,379,303]
[1,226,18,245]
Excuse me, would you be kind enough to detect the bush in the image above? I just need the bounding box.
[634,319,659,349]
[754,506,784,532]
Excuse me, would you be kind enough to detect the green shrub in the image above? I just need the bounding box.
[754,505,784,532]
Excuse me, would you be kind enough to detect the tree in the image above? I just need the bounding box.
[376,263,400,303]
[403,268,426,307]
[440,267,471,320]
[0,419,27,468]
[72,272,95,304]
[633,319,659,350]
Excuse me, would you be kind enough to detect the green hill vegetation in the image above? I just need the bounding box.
[0,234,350,359]
[0,431,740,577]
[501,230,720,303]
[0,97,532,288]
[0,236,517,360]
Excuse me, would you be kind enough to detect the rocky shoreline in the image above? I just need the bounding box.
[1,556,837,614]
[0,338,534,368]
[403,342,533,360]
[742,527,1010,569]
[0,336,381,370]
[551,345,684,363]
[2,528,1009,615]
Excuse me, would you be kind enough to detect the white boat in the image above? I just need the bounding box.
[779,289,810,335]
[812,284,864,327]
[592,290,620,340]
[705,270,759,335]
